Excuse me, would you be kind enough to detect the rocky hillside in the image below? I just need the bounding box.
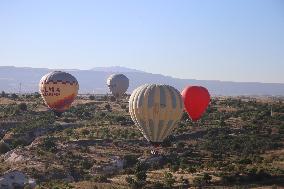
[0,94,283,188]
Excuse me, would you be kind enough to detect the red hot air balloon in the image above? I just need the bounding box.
[181,86,210,122]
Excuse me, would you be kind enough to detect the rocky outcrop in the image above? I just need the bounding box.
[91,156,125,175]
[0,170,36,189]
[3,149,29,163]
[3,123,79,147]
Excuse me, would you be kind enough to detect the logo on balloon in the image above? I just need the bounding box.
[41,87,61,96]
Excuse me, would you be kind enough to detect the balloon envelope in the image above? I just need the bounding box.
[181,86,210,121]
[129,84,184,144]
[39,71,79,113]
[107,74,129,98]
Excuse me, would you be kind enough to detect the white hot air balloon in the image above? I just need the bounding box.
[107,74,129,98]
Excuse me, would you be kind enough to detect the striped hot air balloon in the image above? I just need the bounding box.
[39,71,79,116]
[129,84,184,146]
[107,74,129,98]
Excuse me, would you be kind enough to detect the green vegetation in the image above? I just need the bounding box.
[0,142,10,154]
[0,94,283,188]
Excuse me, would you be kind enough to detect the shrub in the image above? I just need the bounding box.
[105,104,111,111]
[180,176,190,186]
[1,91,6,97]
[126,175,146,189]
[80,159,93,170]
[23,185,33,189]
[81,129,90,136]
[34,92,41,98]
[11,93,18,99]
[180,111,189,121]
[110,96,116,102]
[176,142,185,149]
[186,166,197,174]
[41,137,57,152]
[89,95,95,100]
[93,175,108,182]
[135,171,147,182]
[11,139,28,148]
[163,172,176,188]
[203,173,212,183]
[125,176,135,185]
[18,103,28,111]
[238,158,252,164]
[170,164,179,172]
[99,112,106,117]
[150,182,165,189]
[192,176,206,187]
[124,154,138,168]
[115,115,126,123]
[0,142,10,154]
[125,162,148,188]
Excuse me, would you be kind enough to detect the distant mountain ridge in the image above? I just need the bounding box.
[91,66,144,73]
[0,66,283,96]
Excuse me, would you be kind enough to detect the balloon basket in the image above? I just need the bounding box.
[150,149,158,155]
[149,142,163,156]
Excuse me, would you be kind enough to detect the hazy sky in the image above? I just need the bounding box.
[0,0,283,83]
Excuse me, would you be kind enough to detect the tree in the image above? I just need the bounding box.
[0,142,10,154]
[193,176,205,187]
[125,162,147,189]
[181,111,189,121]
[18,103,28,111]
[110,96,116,102]
[81,129,90,136]
[1,91,6,97]
[93,175,108,182]
[124,155,138,168]
[34,92,41,98]
[219,117,226,127]
[41,137,57,152]
[11,93,18,100]
[203,173,212,184]
[133,162,148,187]
[105,104,111,111]
[80,159,93,169]
[89,95,95,100]
[125,176,140,189]
[170,164,179,172]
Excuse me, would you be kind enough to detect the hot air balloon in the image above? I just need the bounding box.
[107,74,129,98]
[181,86,210,122]
[39,71,79,116]
[129,84,184,147]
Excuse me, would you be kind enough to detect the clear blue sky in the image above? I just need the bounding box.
[0,0,283,83]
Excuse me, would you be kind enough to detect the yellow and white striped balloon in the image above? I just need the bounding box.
[129,84,184,144]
